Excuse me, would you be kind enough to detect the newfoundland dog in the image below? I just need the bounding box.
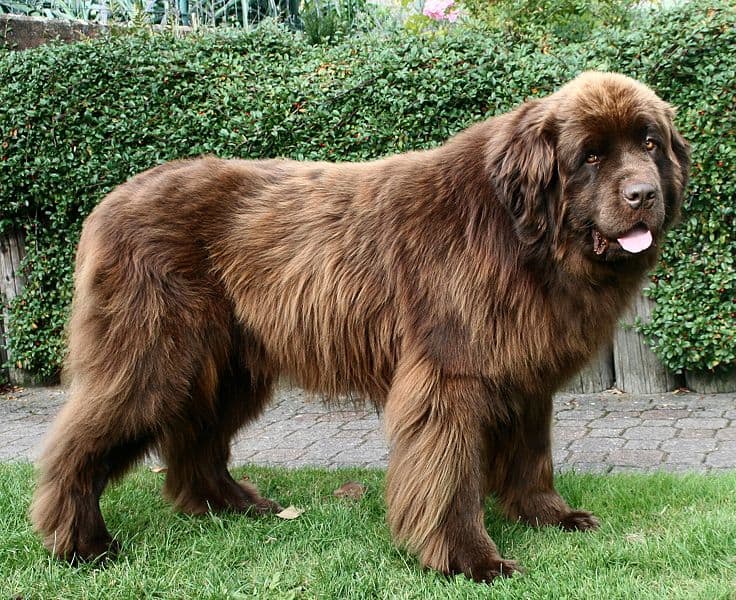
[32,71,690,582]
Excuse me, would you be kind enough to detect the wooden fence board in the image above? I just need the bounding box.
[685,370,736,394]
[561,344,614,394]
[613,288,682,393]
[1,229,27,381]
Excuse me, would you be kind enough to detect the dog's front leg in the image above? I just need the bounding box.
[491,393,600,532]
[384,357,519,583]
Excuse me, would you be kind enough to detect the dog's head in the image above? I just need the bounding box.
[487,71,690,272]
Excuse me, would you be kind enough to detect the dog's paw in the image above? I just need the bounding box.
[446,539,523,584]
[451,557,522,584]
[238,480,283,515]
[559,510,600,531]
[62,535,120,565]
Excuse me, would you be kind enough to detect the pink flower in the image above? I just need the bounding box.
[423,0,461,22]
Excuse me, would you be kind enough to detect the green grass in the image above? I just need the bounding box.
[1,465,735,599]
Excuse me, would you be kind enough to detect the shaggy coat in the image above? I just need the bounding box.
[32,71,690,582]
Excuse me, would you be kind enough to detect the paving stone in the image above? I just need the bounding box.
[229,450,258,464]
[569,437,625,452]
[607,449,664,467]
[715,428,736,441]
[556,409,605,421]
[551,442,565,455]
[644,408,692,419]
[640,419,681,427]
[691,409,726,418]
[249,448,306,464]
[266,434,318,450]
[257,422,310,437]
[624,439,662,450]
[605,410,644,418]
[622,426,674,441]
[588,427,624,437]
[340,420,380,431]
[589,417,641,429]
[566,451,608,464]
[664,452,706,466]
[354,430,386,444]
[717,440,736,451]
[610,466,649,474]
[324,428,371,440]
[553,426,589,442]
[658,463,708,473]
[660,439,717,453]
[678,428,716,439]
[552,450,569,464]
[291,412,327,423]
[559,462,610,474]
[676,417,728,430]
[367,457,390,468]
[331,447,386,466]
[705,450,736,468]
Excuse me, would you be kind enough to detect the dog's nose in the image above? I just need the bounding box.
[622,182,657,209]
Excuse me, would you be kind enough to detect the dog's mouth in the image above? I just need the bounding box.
[592,223,654,256]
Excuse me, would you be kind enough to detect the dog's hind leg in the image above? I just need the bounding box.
[31,279,204,561]
[31,216,251,561]
[159,327,281,516]
[384,356,520,584]
[31,389,155,561]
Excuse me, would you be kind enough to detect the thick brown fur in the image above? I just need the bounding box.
[31,72,690,581]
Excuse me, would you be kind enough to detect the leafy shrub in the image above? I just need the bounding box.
[300,0,367,43]
[628,2,736,374]
[460,0,637,47]
[0,1,734,380]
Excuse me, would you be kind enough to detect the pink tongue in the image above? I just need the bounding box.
[617,228,653,253]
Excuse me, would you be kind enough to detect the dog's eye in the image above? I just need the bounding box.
[585,153,601,164]
[644,138,657,151]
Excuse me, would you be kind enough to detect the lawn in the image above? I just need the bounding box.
[1,464,735,599]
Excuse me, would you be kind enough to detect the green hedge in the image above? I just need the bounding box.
[1,2,735,380]
[461,0,637,46]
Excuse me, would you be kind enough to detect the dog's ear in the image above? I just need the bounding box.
[664,112,691,227]
[486,98,559,249]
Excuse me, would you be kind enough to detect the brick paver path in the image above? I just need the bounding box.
[1,386,735,472]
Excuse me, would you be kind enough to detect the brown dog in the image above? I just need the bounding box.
[31,71,689,582]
